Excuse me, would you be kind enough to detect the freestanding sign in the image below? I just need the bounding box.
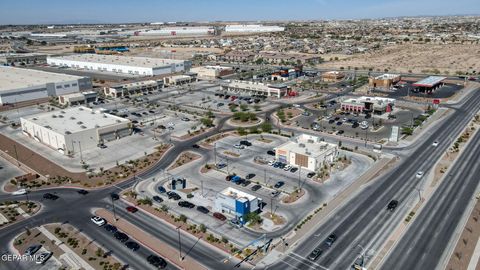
[389,126,399,142]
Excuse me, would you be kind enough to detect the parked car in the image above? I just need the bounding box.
[290,167,298,173]
[307,172,316,178]
[167,191,181,200]
[213,212,227,221]
[12,189,28,195]
[328,119,335,124]
[104,224,118,233]
[192,144,200,149]
[267,150,275,156]
[110,193,120,200]
[245,173,256,180]
[251,184,262,191]
[114,232,129,242]
[352,122,359,128]
[234,144,245,149]
[153,196,163,203]
[283,165,292,171]
[271,191,281,197]
[196,206,210,214]
[126,206,138,213]
[178,201,195,208]
[387,200,399,211]
[416,171,424,179]
[336,121,343,126]
[274,181,285,188]
[91,216,106,226]
[240,140,252,146]
[125,241,140,251]
[35,251,53,264]
[147,255,167,269]
[241,180,252,187]
[157,186,166,193]
[24,245,42,256]
[43,193,59,200]
[337,130,344,135]
[216,163,227,169]
[268,160,276,166]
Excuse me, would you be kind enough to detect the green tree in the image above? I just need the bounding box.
[200,118,214,127]
[237,127,247,136]
[260,122,272,133]
[245,212,262,224]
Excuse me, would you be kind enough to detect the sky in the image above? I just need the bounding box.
[0,0,479,25]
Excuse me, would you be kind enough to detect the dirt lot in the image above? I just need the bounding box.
[167,151,200,170]
[318,43,480,74]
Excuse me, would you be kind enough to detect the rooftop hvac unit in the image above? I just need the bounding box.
[80,125,87,129]
[299,143,305,148]
[307,139,314,143]
[58,115,64,118]
[70,117,76,120]
[77,121,83,125]
[52,115,57,118]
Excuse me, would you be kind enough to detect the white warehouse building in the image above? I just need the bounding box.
[0,66,91,105]
[225,24,285,33]
[47,54,191,77]
[275,134,339,172]
[20,106,132,155]
[134,26,215,36]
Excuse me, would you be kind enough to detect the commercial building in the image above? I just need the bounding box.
[133,26,215,36]
[0,53,47,66]
[47,54,191,76]
[340,96,395,114]
[369,74,401,89]
[163,74,197,86]
[221,80,290,98]
[257,51,321,65]
[104,80,164,98]
[58,91,97,106]
[321,71,345,82]
[223,51,255,63]
[0,66,92,105]
[224,24,285,33]
[190,66,234,79]
[214,187,262,224]
[20,106,132,155]
[275,134,338,172]
[412,76,446,93]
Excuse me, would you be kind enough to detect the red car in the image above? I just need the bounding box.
[126,206,138,213]
[213,212,226,221]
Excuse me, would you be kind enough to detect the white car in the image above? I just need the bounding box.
[416,171,424,179]
[12,189,27,195]
[234,144,245,149]
[90,216,106,226]
[284,165,292,171]
[432,141,439,147]
[35,252,53,264]
[167,122,175,127]
[293,104,301,108]
[268,160,276,166]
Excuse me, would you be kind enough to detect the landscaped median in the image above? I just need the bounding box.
[95,209,208,270]
[0,200,40,228]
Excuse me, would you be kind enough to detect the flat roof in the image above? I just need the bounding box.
[220,187,257,202]
[374,74,400,80]
[277,136,337,157]
[0,53,47,58]
[0,66,85,92]
[48,54,185,69]
[342,96,395,104]
[412,76,447,87]
[22,106,130,135]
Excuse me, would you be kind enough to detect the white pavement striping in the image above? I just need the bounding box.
[467,238,480,270]
[37,226,95,270]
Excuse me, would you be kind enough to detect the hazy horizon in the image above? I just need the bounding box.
[0,0,479,25]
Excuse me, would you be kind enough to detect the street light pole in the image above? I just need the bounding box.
[214,143,217,165]
[176,226,183,260]
[13,144,20,166]
[111,196,118,221]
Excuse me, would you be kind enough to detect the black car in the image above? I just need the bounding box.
[290,167,298,173]
[308,247,323,261]
[336,121,343,126]
[114,232,129,242]
[251,184,262,191]
[152,196,163,203]
[104,224,118,233]
[245,173,256,180]
[337,130,344,134]
[77,189,89,195]
[192,144,200,149]
[147,255,167,269]
[125,241,140,251]
[274,181,285,188]
[387,200,399,211]
[178,201,195,208]
[167,191,181,200]
[325,233,337,247]
[328,119,335,124]
[240,140,252,147]
[110,193,120,200]
[307,172,316,178]
[352,122,359,128]
[365,114,372,119]
[267,150,275,156]
[242,180,252,187]
[43,193,59,200]
[196,206,210,214]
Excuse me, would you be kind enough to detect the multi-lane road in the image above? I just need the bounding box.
[268,89,480,270]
